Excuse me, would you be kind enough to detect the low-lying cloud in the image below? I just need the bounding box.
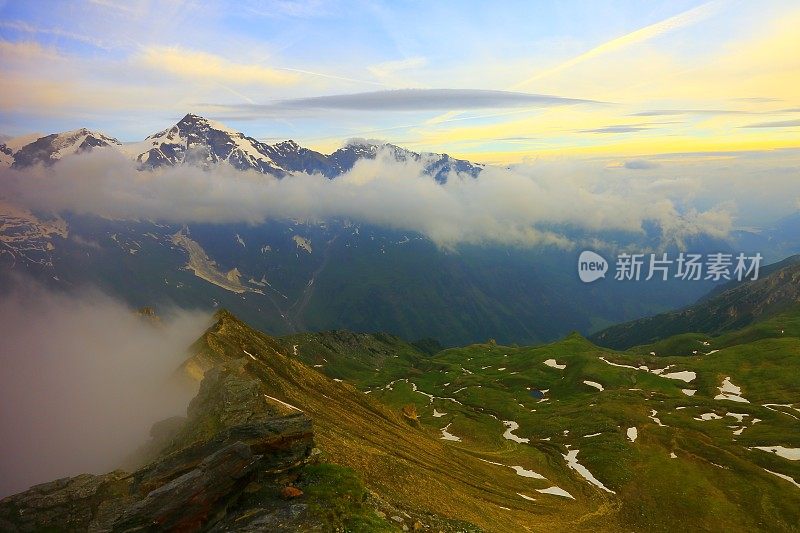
[0,147,744,248]
[0,279,210,497]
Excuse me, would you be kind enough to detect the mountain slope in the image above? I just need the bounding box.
[0,349,390,531]
[286,317,800,532]
[324,141,482,183]
[10,128,121,168]
[0,215,718,347]
[3,308,799,531]
[591,255,800,350]
[126,113,287,176]
[180,310,603,532]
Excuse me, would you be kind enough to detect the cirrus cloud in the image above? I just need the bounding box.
[137,46,298,86]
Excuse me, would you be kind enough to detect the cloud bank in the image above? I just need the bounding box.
[0,146,749,248]
[0,280,210,497]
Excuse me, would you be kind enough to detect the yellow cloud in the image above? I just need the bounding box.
[137,46,298,86]
[0,40,60,63]
[406,6,800,164]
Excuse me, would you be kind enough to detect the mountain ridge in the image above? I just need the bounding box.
[590,254,800,350]
[4,306,799,531]
[2,113,483,183]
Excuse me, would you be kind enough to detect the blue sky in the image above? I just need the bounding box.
[1,0,799,162]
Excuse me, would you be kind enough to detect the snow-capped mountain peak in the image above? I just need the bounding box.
[127,113,285,176]
[10,128,121,168]
[5,113,483,182]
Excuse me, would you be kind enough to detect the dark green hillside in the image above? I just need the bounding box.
[591,256,800,350]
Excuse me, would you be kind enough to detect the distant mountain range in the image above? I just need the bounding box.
[1,113,482,183]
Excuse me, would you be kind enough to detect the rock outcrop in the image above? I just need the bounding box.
[0,362,316,532]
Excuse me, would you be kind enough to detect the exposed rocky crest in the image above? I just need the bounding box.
[0,359,317,532]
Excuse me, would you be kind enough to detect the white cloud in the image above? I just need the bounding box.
[0,279,209,497]
[0,146,744,248]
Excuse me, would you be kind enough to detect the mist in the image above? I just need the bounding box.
[4,146,785,249]
[0,279,211,498]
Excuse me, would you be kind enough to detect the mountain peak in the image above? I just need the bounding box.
[10,128,120,168]
[177,113,211,127]
[174,113,237,135]
[6,115,483,182]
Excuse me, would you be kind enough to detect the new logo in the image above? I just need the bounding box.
[578,250,608,283]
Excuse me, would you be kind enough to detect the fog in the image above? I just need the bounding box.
[0,279,210,498]
[3,145,790,249]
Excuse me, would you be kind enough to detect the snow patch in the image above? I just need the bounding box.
[764,469,800,489]
[649,409,665,427]
[502,420,530,444]
[440,422,461,441]
[661,371,696,383]
[544,358,566,370]
[292,235,312,253]
[714,377,749,403]
[583,380,604,391]
[752,446,800,460]
[511,465,545,479]
[263,394,301,412]
[536,486,575,499]
[563,450,615,494]
[694,412,723,421]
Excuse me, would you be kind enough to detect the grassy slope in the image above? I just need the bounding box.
[279,315,800,532]
[188,312,610,532]
[590,258,800,351]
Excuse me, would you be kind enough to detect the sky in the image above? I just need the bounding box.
[0,0,799,164]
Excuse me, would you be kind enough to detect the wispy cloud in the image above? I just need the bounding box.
[581,124,651,134]
[0,20,117,50]
[742,119,800,128]
[137,46,298,86]
[367,56,427,85]
[732,97,782,103]
[630,109,751,116]
[275,67,388,87]
[238,0,332,18]
[0,39,61,62]
[512,0,728,88]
